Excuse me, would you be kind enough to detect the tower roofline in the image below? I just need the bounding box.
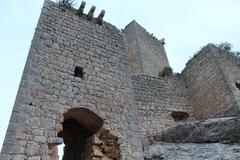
[124,20,165,46]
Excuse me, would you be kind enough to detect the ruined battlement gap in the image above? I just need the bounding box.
[1,0,240,160]
[59,0,105,25]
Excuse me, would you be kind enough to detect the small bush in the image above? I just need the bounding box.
[217,42,239,59]
[235,51,240,59]
[159,66,173,77]
[58,0,75,8]
[218,42,232,51]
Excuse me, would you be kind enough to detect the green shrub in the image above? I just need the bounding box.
[159,66,173,77]
[58,0,75,8]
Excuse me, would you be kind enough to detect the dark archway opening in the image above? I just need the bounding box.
[62,119,94,159]
[60,108,103,160]
[58,108,121,160]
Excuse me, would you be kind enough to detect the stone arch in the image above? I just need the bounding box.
[63,108,103,133]
[59,108,121,160]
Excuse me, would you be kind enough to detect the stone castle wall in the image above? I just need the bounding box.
[132,74,193,136]
[182,45,238,119]
[1,1,143,159]
[214,48,240,116]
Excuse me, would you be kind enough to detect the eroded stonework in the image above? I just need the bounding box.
[1,0,240,160]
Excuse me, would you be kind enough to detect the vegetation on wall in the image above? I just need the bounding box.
[58,0,75,8]
[159,66,173,77]
[217,42,240,59]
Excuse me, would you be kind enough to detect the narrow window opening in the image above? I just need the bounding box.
[236,80,240,90]
[171,111,189,121]
[74,66,84,78]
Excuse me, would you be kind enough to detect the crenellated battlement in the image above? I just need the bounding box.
[50,0,106,25]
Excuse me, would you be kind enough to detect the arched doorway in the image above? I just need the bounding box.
[58,108,121,160]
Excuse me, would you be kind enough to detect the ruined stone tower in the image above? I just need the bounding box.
[124,20,169,77]
[1,0,240,160]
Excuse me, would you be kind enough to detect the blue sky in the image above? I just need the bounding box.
[0,0,240,152]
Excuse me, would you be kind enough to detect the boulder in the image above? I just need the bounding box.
[144,142,240,160]
[152,117,240,143]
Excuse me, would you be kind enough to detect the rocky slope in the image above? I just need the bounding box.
[144,117,240,159]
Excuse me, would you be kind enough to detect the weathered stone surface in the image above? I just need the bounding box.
[182,44,240,119]
[153,117,240,143]
[92,146,104,157]
[13,155,25,160]
[92,135,102,145]
[26,141,39,155]
[0,154,10,160]
[55,123,63,133]
[132,74,192,136]
[144,142,240,160]
[123,20,169,77]
[28,157,41,160]
[41,155,50,160]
